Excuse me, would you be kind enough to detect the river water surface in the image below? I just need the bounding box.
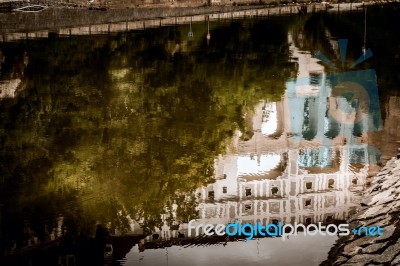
[0,4,400,266]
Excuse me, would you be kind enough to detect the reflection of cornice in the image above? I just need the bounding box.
[238,171,283,181]
[200,195,286,203]
[199,187,349,203]
[195,190,357,223]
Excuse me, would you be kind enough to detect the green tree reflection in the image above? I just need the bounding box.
[0,18,296,250]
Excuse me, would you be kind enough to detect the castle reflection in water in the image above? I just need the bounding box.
[141,34,382,243]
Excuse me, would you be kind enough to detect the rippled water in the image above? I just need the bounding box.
[124,235,337,266]
[1,4,400,266]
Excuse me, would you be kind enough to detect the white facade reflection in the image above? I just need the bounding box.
[261,102,278,136]
[142,32,381,244]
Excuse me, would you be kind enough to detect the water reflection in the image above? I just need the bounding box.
[0,4,400,266]
[126,235,337,266]
[133,19,387,265]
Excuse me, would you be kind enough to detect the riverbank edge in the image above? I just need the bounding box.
[0,1,394,35]
[321,156,400,266]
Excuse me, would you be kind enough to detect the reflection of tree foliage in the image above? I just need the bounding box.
[301,98,317,140]
[324,105,340,139]
[0,17,296,248]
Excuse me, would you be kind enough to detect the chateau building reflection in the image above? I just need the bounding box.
[142,32,381,244]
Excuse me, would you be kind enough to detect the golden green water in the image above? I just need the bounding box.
[0,4,400,265]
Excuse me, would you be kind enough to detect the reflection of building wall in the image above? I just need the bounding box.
[175,34,375,238]
[238,101,289,155]
[148,92,372,242]
[203,163,356,201]
[286,32,380,164]
[145,32,379,242]
[148,188,356,242]
[286,76,372,147]
[235,97,378,169]
[196,191,354,225]
[191,147,360,232]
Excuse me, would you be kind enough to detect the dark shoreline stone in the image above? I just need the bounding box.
[321,157,400,266]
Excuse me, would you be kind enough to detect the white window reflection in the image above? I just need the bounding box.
[237,154,281,177]
[261,102,278,136]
